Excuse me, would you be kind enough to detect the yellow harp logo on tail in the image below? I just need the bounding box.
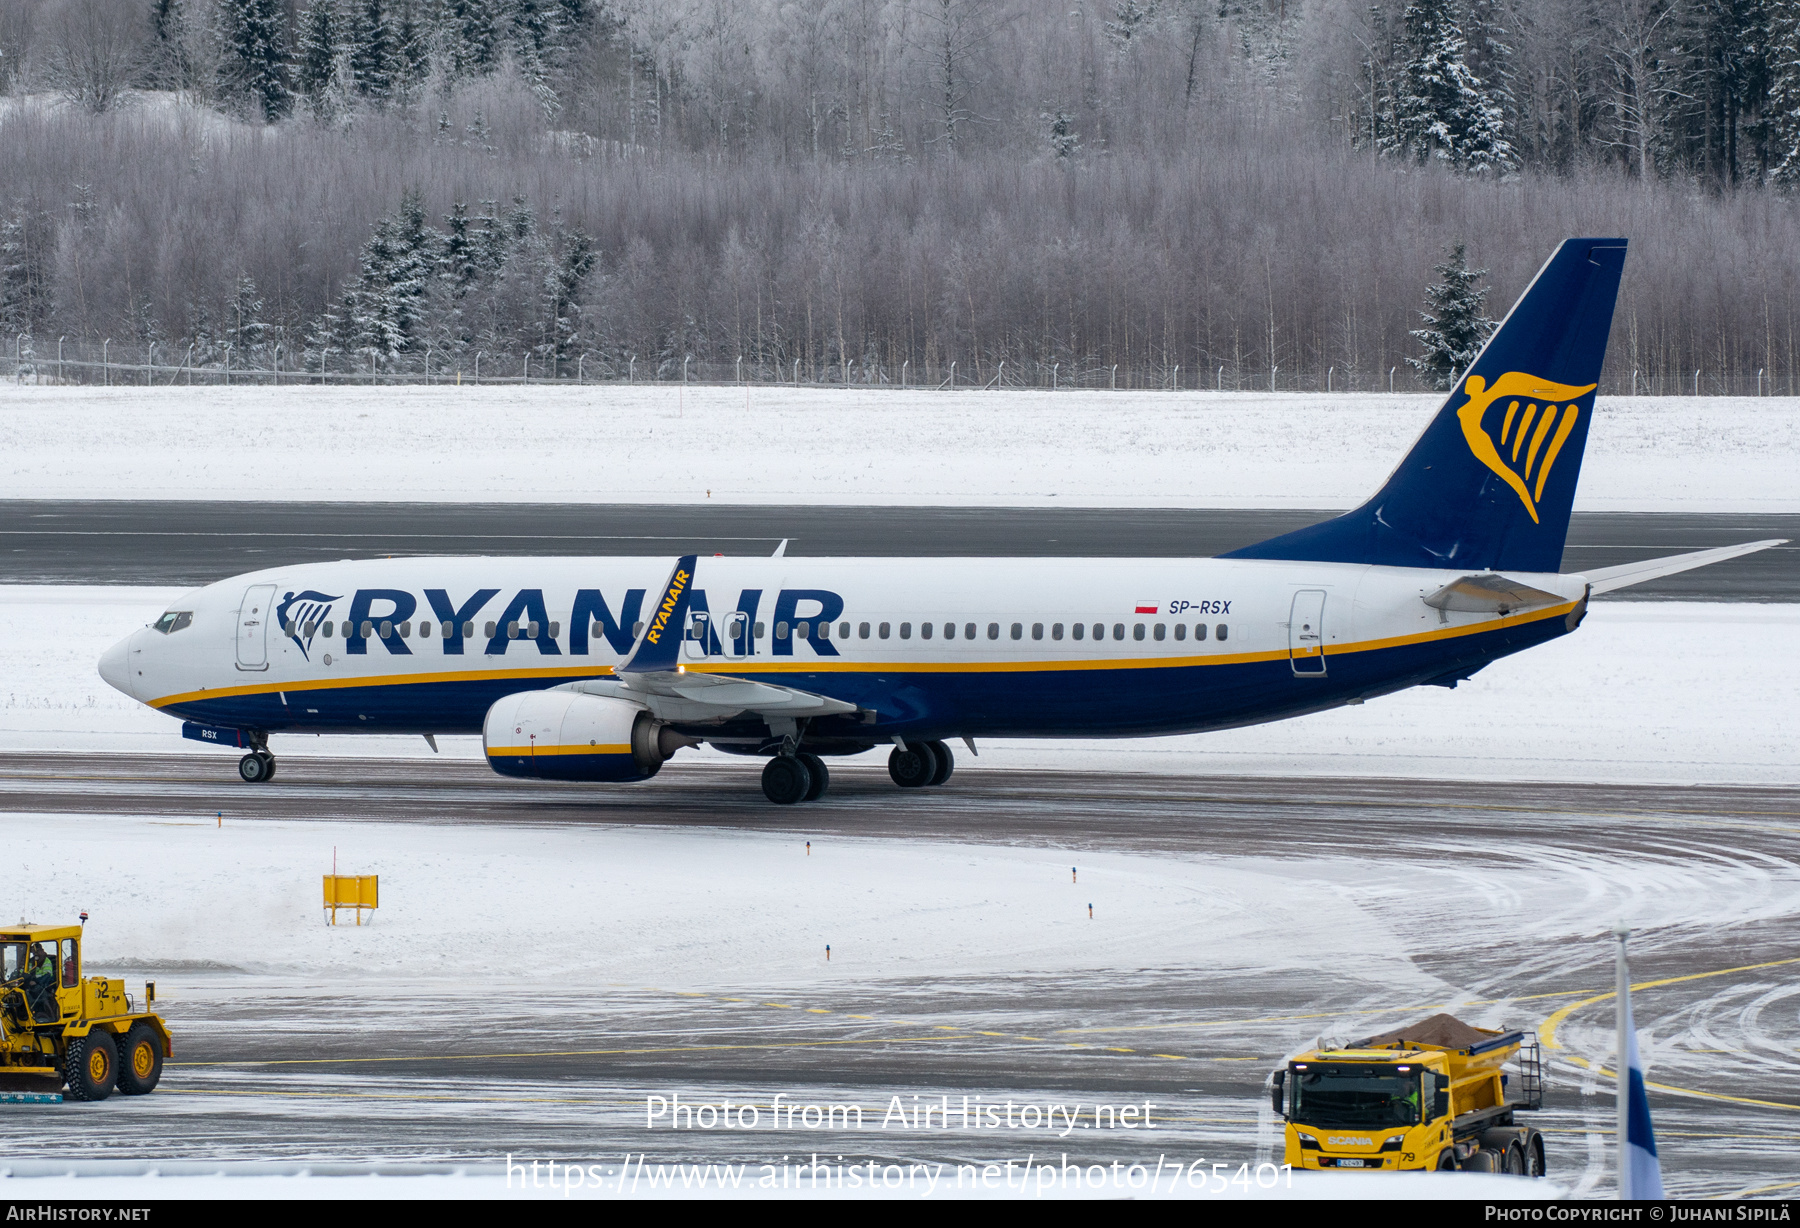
[1455,371,1597,523]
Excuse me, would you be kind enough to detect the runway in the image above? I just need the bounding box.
[0,753,1794,1196]
[3,501,1796,599]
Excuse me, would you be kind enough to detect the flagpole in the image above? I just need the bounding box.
[1614,922,1630,1199]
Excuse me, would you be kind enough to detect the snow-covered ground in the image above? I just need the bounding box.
[11,585,1796,785]
[1,384,1794,510]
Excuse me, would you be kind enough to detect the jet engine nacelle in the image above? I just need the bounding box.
[482,689,689,782]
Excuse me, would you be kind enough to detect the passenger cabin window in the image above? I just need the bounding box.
[878,622,890,639]
[776,621,790,640]
[1153,623,1166,641]
[1072,623,1084,641]
[860,622,872,639]
[964,622,977,640]
[1216,624,1229,641]
[1174,624,1186,641]
[1195,623,1208,641]
[798,621,811,640]
[1052,623,1064,640]
[152,611,194,634]
[1113,623,1125,640]
[1012,623,1023,640]
[754,622,765,639]
[419,620,431,638]
[840,622,851,639]
[485,621,497,638]
[1133,623,1145,640]
[1092,623,1105,640]
[1032,623,1043,640]
[921,622,933,640]
[462,621,475,638]
[633,621,646,637]
[322,621,334,638]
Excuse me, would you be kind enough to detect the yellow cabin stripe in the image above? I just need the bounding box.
[148,601,1577,709]
[485,743,631,757]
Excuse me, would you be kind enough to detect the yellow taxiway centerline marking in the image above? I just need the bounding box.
[1538,955,1800,1112]
[170,1034,971,1069]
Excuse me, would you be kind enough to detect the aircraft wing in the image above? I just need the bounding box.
[557,673,859,724]
[1575,539,1787,596]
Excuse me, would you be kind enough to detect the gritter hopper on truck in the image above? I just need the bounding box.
[1268,1013,1546,1175]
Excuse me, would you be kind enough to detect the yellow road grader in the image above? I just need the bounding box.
[1,923,171,1101]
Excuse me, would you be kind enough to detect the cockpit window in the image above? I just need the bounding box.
[152,611,194,635]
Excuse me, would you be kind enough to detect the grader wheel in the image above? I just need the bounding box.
[116,1024,164,1096]
[63,1030,118,1101]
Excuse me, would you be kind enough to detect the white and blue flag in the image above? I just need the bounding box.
[1619,986,1664,1199]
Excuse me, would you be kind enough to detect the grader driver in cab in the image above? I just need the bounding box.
[1,923,171,1101]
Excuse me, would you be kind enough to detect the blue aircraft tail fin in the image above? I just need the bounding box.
[1224,238,1627,573]
[618,555,697,674]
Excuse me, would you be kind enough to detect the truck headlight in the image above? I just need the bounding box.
[1380,1136,1405,1152]
[1295,1132,1320,1150]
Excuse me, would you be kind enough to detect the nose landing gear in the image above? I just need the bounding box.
[237,748,276,783]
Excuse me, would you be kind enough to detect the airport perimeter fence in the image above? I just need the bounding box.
[5,340,1795,397]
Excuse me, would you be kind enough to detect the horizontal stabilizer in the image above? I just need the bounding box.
[1578,539,1787,595]
[1424,574,1565,614]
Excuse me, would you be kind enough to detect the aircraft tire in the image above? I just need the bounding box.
[238,753,270,783]
[888,743,937,788]
[798,753,829,801]
[924,740,954,785]
[259,751,277,782]
[762,756,810,805]
[116,1024,164,1096]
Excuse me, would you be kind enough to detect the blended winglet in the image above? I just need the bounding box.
[618,554,698,674]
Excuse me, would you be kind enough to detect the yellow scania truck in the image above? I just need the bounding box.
[1268,1013,1545,1175]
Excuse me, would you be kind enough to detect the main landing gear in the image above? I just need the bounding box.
[761,752,829,805]
[889,740,954,788]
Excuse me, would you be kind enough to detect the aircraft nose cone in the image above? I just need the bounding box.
[98,633,136,699]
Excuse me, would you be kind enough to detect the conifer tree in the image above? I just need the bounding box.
[349,0,398,102]
[344,190,439,361]
[1407,242,1494,389]
[1769,2,1800,184]
[217,0,291,121]
[444,0,501,77]
[229,274,267,357]
[295,0,339,103]
[1386,0,1516,173]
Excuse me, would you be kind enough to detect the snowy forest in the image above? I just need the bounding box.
[3,0,1800,390]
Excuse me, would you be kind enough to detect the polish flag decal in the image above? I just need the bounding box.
[1135,605,1157,614]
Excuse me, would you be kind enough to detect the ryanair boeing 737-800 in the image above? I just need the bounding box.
[96,239,1781,803]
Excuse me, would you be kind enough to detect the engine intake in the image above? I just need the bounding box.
[482,690,691,782]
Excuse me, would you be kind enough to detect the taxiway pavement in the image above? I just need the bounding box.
[0,753,1792,1197]
[2,502,1795,600]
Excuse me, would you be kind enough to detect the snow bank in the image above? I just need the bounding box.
[8,586,1795,786]
[0,384,1793,510]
